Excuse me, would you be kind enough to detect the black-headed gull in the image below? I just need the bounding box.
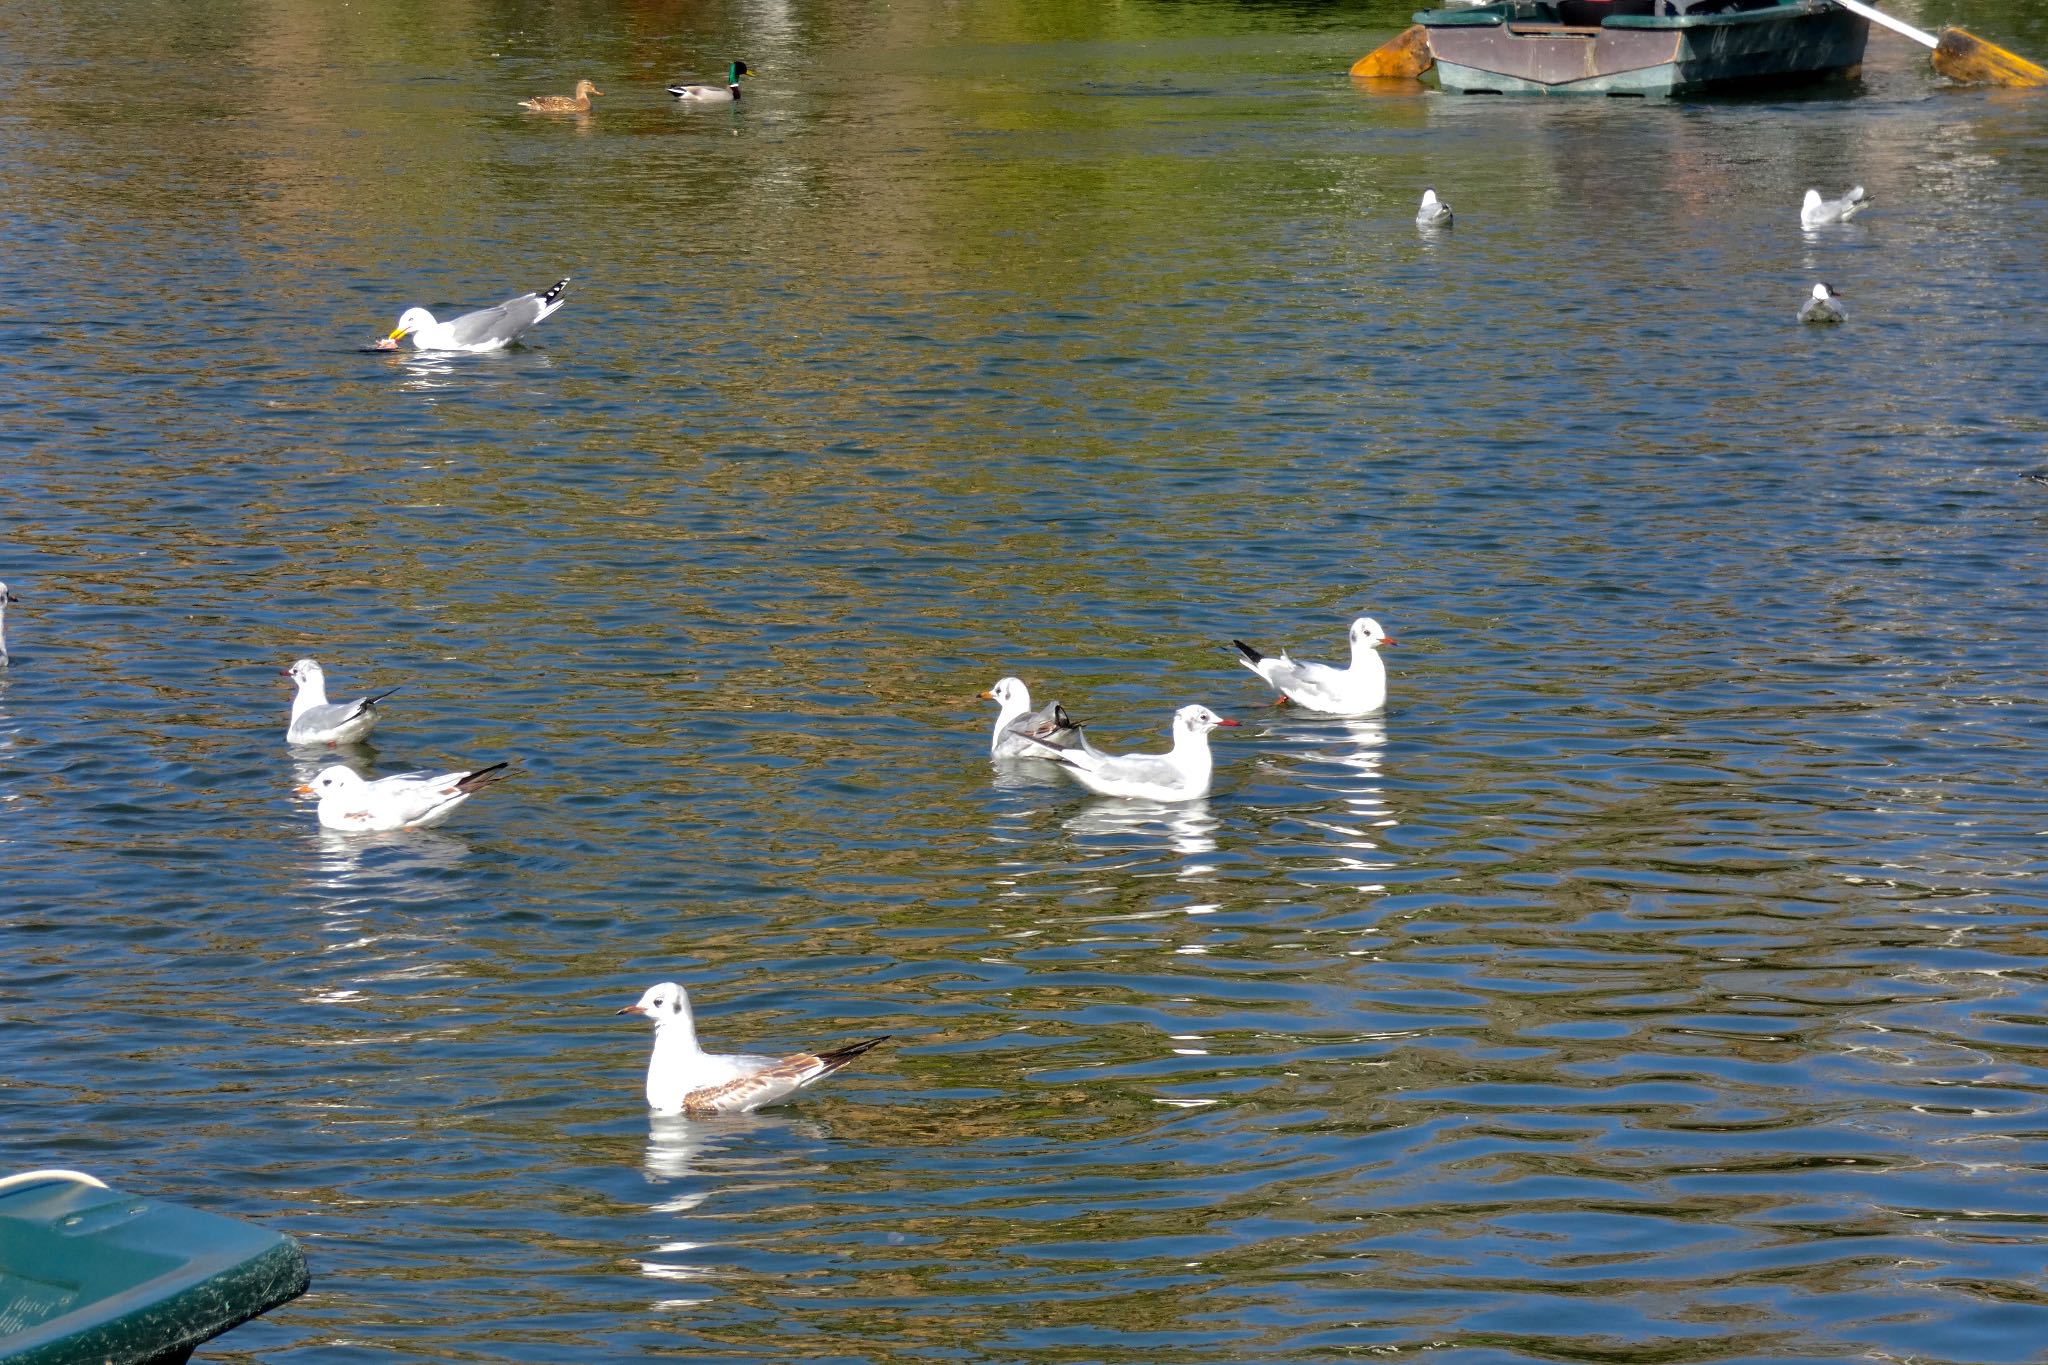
[1800,186,1870,228]
[1798,282,1846,325]
[983,676,1094,759]
[669,61,749,100]
[284,658,398,746]
[1416,189,1452,228]
[1020,704,1238,802]
[302,763,510,832]
[1232,616,1393,715]
[618,981,888,1116]
[0,582,16,666]
[385,278,569,353]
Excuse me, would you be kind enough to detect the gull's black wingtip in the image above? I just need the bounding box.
[822,1035,890,1066]
[458,761,514,791]
[1232,639,1264,664]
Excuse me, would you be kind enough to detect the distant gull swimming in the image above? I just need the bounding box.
[618,981,887,1116]
[1019,703,1238,802]
[1798,281,1846,325]
[285,658,397,747]
[0,582,15,667]
[1232,616,1393,715]
[984,676,1095,759]
[1800,186,1870,228]
[383,277,570,352]
[1416,189,1453,228]
[669,61,750,101]
[520,80,602,113]
[303,763,510,832]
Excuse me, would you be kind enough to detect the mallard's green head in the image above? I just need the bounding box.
[730,60,750,82]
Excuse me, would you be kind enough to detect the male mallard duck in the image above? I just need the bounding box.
[669,61,749,101]
[519,79,602,112]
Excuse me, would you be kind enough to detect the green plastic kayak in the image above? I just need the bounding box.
[0,1171,308,1365]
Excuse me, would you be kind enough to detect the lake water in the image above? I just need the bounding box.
[6,0,2048,1360]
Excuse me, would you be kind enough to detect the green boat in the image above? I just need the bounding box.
[1416,0,1870,95]
[0,1171,308,1365]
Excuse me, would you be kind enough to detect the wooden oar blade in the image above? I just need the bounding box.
[1351,24,1434,81]
[1933,26,2048,87]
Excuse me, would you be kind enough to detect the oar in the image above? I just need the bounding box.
[1351,24,1434,81]
[1829,0,2047,87]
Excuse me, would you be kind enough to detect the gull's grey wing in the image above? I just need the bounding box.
[291,701,365,734]
[1086,753,1184,788]
[442,294,546,348]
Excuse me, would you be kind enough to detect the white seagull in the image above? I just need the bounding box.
[1800,186,1870,228]
[1798,282,1846,326]
[1232,616,1393,715]
[1416,189,1453,228]
[284,658,397,746]
[1020,704,1238,802]
[618,981,888,1116]
[0,582,16,666]
[385,277,570,352]
[302,763,510,832]
[983,677,1095,759]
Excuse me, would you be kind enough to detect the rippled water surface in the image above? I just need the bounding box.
[6,0,2048,1359]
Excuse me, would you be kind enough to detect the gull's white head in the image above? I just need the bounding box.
[284,657,324,689]
[1420,189,1439,207]
[1812,282,1837,301]
[301,765,364,798]
[1174,704,1240,737]
[1803,189,1822,211]
[1349,617,1394,650]
[983,676,1030,711]
[388,306,436,343]
[0,582,13,606]
[618,981,693,1026]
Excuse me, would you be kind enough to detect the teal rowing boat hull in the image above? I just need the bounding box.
[0,1175,308,1365]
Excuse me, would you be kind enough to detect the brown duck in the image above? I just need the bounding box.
[519,79,602,112]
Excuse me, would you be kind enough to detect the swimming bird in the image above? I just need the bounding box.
[284,658,397,747]
[1019,704,1238,802]
[1416,189,1453,228]
[385,277,570,352]
[669,61,749,101]
[519,79,602,113]
[302,763,510,832]
[983,677,1095,759]
[618,981,888,1116]
[1800,185,1870,228]
[1798,282,1846,325]
[1232,616,1393,715]
[0,582,15,666]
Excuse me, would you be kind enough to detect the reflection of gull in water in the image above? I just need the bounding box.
[309,827,478,913]
[1063,797,1220,859]
[1255,714,1396,856]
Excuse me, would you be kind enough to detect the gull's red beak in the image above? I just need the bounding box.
[1216,718,1242,727]
[616,1004,645,1016]
[294,782,316,797]
[1380,636,1398,647]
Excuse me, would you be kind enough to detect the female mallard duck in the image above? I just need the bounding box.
[520,79,602,112]
[668,61,749,101]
